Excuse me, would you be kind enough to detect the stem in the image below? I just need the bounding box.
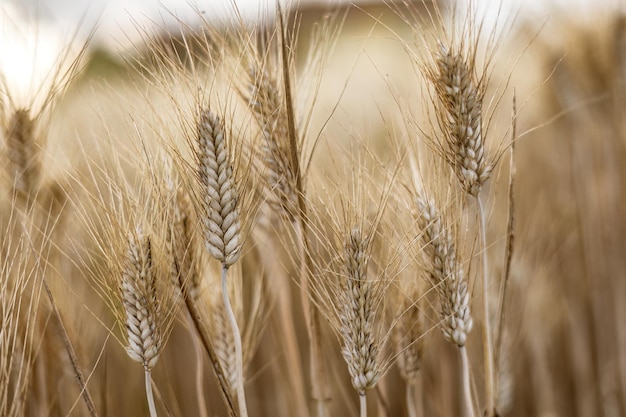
[179,276,237,417]
[268,231,310,417]
[221,266,248,417]
[295,220,328,417]
[42,278,98,417]
[459,346,475,417]
[476,196,495,417]
[406,383,416,417]
[192,327,208,417]
[360,394,367,417]
[406,380,420,417]
[145,370,157,417]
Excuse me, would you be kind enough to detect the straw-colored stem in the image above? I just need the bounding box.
[221,266,248,417]
[192,327,208,417]
[360,394,367,417]
[145,370,157,417]
[295,219,328,417]
[477,195,495,417]
[459,346,475,417]
[406,380,420,417]
[268,232,309,417]
[178,271,237,417]
[42,277,98,417]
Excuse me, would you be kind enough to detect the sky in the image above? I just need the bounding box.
[0,0,622,104]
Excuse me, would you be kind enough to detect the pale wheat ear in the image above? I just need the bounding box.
[305,153,403,417]
[414,190,476,417]
[74,154,180,417]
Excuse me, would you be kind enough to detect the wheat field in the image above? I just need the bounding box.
[0,1,624,416]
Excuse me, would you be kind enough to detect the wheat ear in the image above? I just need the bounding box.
[121,226,161,417]
[434,44,492,197]
[339,227,380,417]
[416,196,474,417]
[195,109,247,417]
[3,109,40,206]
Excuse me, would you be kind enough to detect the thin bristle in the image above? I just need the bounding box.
[196,109,242,268]
[121,226,162,371]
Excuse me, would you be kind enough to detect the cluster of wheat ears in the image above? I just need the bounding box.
[3,0,623,416]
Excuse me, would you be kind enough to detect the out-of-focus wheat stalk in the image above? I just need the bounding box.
[424,28,498,416]
[415,193,475,417]
[193,107,250,417]
[238,8,333,415]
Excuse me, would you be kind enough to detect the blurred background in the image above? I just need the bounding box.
[2,0,626,416]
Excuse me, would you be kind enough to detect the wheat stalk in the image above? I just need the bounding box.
[240,13,328,415]
[194,107,248,417]
[430,38,501,415]
[416,195,474,417]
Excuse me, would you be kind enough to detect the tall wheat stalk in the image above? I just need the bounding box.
[426,38,497,416]
[240,8,329,415]
[194,108,249,417]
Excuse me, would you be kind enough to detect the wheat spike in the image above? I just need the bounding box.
[416,197,472,347]
[246,62,299,221]
[339,227,380,395]
[196,109,242,268]
[121,226,162,371]
[434,44,492,196]
[3,109,40,203]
